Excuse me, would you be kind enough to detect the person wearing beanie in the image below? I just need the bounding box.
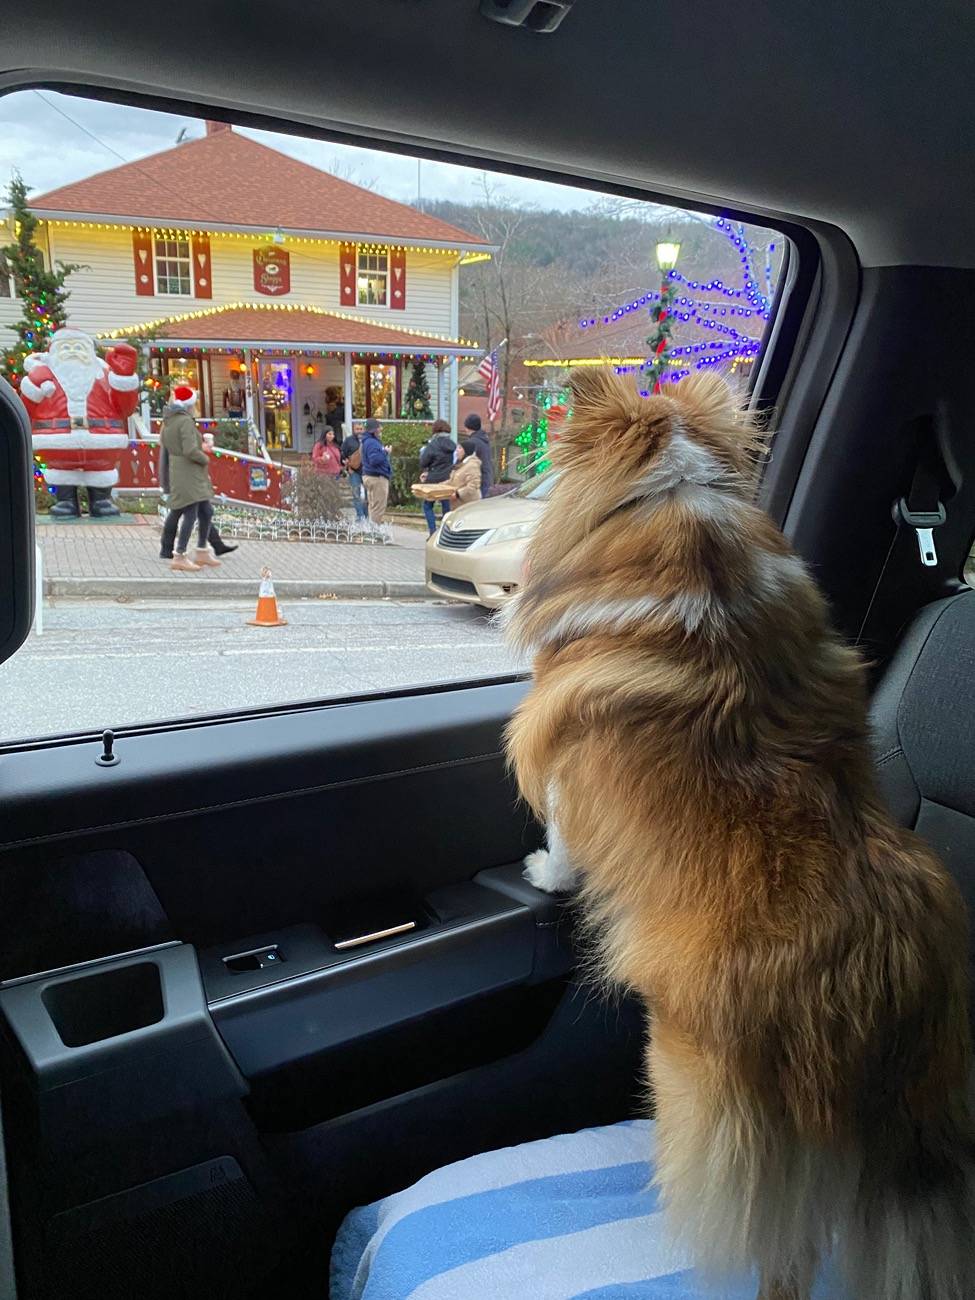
[159,385,220,572]
[463,413,493,493]
[360,417,392,525]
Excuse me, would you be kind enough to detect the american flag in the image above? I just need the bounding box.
[478,347,502,422]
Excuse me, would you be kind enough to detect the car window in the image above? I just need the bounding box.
[0,89,786,742]
[515,472,558,500]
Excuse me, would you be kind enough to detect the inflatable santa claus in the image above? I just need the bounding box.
[19,327,140,518]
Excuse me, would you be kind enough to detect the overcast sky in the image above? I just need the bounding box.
[0,89,627,215]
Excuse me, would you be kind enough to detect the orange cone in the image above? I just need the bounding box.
[247,566,287,627]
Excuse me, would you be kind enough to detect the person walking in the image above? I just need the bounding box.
[159,385,220,572]
[448,437,483,508]
[361,417,392,525]
[312,425,343,477]
[341,426,368,521]
[464,413,493,494]
[418,418,455,534]
[160,506,237,561]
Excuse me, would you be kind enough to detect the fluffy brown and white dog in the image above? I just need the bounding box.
[503,367,975,1299]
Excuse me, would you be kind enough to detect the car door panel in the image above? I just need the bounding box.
[0,680,647,1299]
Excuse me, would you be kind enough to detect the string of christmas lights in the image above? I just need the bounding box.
[99,300,479,350]
[573,217,778,386]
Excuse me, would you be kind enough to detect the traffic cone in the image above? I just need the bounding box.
[247,567,287,627]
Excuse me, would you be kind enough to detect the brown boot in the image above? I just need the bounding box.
[171,553,201,572]
[194,548,222,568]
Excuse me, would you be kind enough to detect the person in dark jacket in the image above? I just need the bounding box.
[340,429,367,520]
[360,418,392,525]
[464,413,493,493]
[418,418,455,534]
[324,385,345,441]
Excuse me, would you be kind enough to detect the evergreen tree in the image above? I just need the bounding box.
[1,173,81,386]
[402,358,432,419]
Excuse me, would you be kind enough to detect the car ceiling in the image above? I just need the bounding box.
[1,0,972,269]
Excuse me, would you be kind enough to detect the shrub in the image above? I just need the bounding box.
[33,469,52,513]
[293,465,345,521]
[212,419,248,453]
[377,421,432,455]
[389,454,421,507]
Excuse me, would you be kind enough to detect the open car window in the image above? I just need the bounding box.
[0,89,786,744]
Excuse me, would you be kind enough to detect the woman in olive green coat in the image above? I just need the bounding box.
[160,385,219,572]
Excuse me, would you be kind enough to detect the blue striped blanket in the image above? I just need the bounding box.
[330,1120,841,1299]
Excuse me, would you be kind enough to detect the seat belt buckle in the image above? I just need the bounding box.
[894,498,946,567]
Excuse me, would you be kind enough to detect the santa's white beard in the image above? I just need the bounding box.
[50,356,104,418]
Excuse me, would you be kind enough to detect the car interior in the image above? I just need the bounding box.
[1,2,975,1296]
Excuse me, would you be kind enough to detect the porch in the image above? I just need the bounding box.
[101,302,481,453]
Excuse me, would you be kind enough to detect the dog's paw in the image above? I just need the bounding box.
[523,847,577,894]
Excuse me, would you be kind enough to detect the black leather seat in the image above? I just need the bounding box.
[870,590,975,991]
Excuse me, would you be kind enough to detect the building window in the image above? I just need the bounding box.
[357,252,388,307]
[0,252,12,297]
[154,236,193,295]
[352,361,399,418]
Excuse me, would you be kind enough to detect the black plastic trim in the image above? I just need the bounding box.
[0,681,530,854]
[0,376,35,669]
[209,891,535,1078]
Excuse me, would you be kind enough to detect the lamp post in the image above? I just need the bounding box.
[646,238,681,393]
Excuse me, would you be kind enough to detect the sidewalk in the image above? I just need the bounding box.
[36,515,430,599]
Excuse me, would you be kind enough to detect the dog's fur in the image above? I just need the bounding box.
[503,367,975,1299]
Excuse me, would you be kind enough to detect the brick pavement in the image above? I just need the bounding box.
[36,514,428,596]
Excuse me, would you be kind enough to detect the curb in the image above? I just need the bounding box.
[45,577,431,601]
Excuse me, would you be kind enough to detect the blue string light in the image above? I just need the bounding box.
[576,217,777,383]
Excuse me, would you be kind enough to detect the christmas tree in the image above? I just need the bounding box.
[402,358,432,419]
[1,173,80,386]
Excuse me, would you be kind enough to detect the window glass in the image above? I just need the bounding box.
[0,89,786,742]
[357,251,388,306]
[0,251,11,297]
[515,472,558,500]
[155,236,192,294]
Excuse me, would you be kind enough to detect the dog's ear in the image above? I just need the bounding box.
[566,367,645,442]
[668,371,768,475]
[668,371,752,440]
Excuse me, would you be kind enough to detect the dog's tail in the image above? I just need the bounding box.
[835,1136,975,1300]
[652,1061,975,1299]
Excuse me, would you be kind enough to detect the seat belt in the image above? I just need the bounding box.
[856,436,948,645]
[892,450,947,567]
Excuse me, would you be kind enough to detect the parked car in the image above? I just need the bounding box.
[425,472,557,608]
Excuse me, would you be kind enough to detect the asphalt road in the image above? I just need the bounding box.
[0,598,526,744]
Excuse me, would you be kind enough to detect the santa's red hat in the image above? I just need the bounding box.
[170,385,198,409]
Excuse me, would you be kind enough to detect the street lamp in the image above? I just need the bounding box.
[646,237,681,393]
[655,240,681,272]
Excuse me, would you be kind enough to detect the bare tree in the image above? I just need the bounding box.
[463,177,611,433]
[326,154,379,192]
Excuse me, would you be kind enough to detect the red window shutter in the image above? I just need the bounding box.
[133,230,154,296]
[340,243,357,308]
[192,235,212,299]
[390,248,406,310]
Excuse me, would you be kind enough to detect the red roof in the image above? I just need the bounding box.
[30,127,487,248]
[101,303,478,354]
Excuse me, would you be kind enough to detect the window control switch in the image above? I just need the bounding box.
[223,946,285,974]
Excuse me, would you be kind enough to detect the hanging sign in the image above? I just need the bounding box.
[248,464,269,492]
[253,246,291,296]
